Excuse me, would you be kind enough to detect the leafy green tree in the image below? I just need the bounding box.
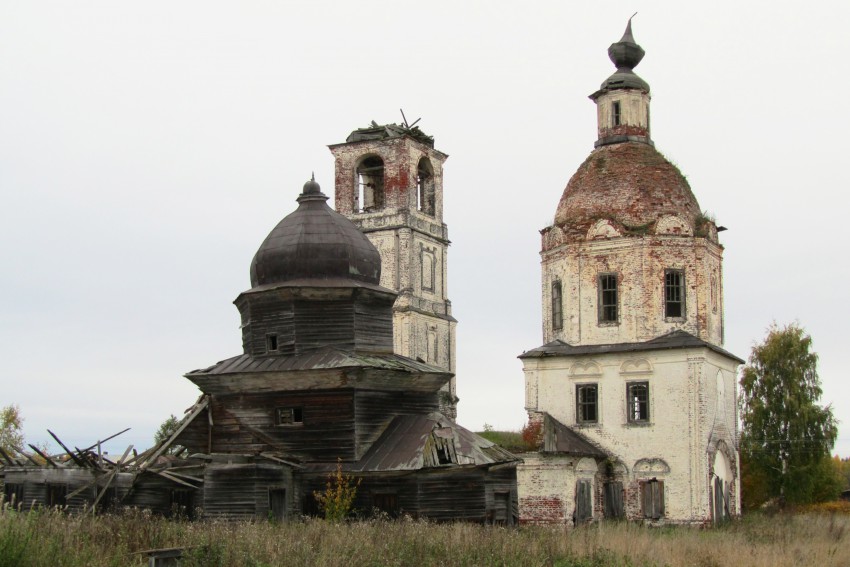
[739,323,840,507]
[0,404,25,452]
[153,414,185,456]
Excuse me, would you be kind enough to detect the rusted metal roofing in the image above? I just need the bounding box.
[542,413,608,458]
[519,330,744,364]
[304,413,519,474]
[187,347,447,377]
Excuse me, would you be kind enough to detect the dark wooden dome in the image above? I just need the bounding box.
[249,179,382,288]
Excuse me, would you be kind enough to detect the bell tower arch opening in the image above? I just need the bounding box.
[417,157,435,216]
[356,155,385,213]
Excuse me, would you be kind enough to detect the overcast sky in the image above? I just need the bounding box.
[2,1,849,458]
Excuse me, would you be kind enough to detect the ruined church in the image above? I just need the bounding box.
[2,23,741,527]
[516,22,742,524]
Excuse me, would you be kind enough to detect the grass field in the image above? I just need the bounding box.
[1,503,848,566]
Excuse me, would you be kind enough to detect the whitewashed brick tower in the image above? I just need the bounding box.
[518,21,742,526]
[330,123,458,418]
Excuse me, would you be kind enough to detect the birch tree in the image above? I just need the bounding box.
[739,323,840,507]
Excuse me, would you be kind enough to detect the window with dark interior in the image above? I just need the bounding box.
[356,155,385,212]
[664,269,685,318]
[266,334,278,352]
[598,274,618,323]
[371,493,400,518]
[627,382,649,423]
[612,100,622,126]
[576,384,598,423]
[275,407,303,426]
[641,478,665,519]
[3,484,23,506]
[47,483,67,508]
[551,280,563,331]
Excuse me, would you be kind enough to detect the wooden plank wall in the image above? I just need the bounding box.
[416,468,487,522]
[353,298,394,351]
[203,463,291,520]
[354,390,439,459]
[210,391,356,460]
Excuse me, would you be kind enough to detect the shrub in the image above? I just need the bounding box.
[313,459,360,522]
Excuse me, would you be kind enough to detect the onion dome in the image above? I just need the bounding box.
[595,17,650,95]
[554,142,701,232]
[249,177,382,288]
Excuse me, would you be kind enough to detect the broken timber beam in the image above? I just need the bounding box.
[28,444,59,468]
[48,430,87,468]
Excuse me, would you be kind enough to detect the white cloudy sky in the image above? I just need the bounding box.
[2,1,849,458]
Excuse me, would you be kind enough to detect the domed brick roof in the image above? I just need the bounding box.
[553,142,701,235]
[249,178,382,288]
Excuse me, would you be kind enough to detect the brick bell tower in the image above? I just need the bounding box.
[329,121,458,418]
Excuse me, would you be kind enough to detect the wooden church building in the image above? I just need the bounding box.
[2,168,518,523]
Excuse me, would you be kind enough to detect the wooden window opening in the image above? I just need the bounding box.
[664,270,685,318]
[603,481,624,519]
[612,101,622,126]
[576,384,598,424]
[641,478,665,519]
[575,479,593,523]
[275,407,303,426]
[552,280,563,331]
[269,488,287,521]
[627,382,649,423]
[266,334,279,352]
[598,274,618,323]
[371,493,399,518]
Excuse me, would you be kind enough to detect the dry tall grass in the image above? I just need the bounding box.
[1,501,848,566]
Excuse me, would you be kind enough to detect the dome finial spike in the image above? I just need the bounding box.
[620,13,638,44]
[311,171,315,181]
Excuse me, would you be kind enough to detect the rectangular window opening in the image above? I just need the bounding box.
[576,479,593,522]
[598,274,618,323]
[552,280,563,331]
[47,483,67,508]
[269,488,287,521]
[603,481,625,519]
[612,101,622,126]
[275,407,303,426]
[641,479,665,519]
[576,384,598,423]
[664,270,685,318]
[267,334,279,352]
[371,493,400,518]
[627,382,649,423]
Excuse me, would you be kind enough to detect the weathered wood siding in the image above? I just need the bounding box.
[237,290,394,357]
[353,390,439,459]
[416,468,487,522]
[4,469,135,514]
[299,467,516,523]
[485,466,519,525]
[209,391,356,460]
[125,472,196,516]
[203,463,292,520]
[175,406,210,454]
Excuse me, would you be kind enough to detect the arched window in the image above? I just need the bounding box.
[551,280,563,331]
[417,157,435,215]
[356,155,385,212]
